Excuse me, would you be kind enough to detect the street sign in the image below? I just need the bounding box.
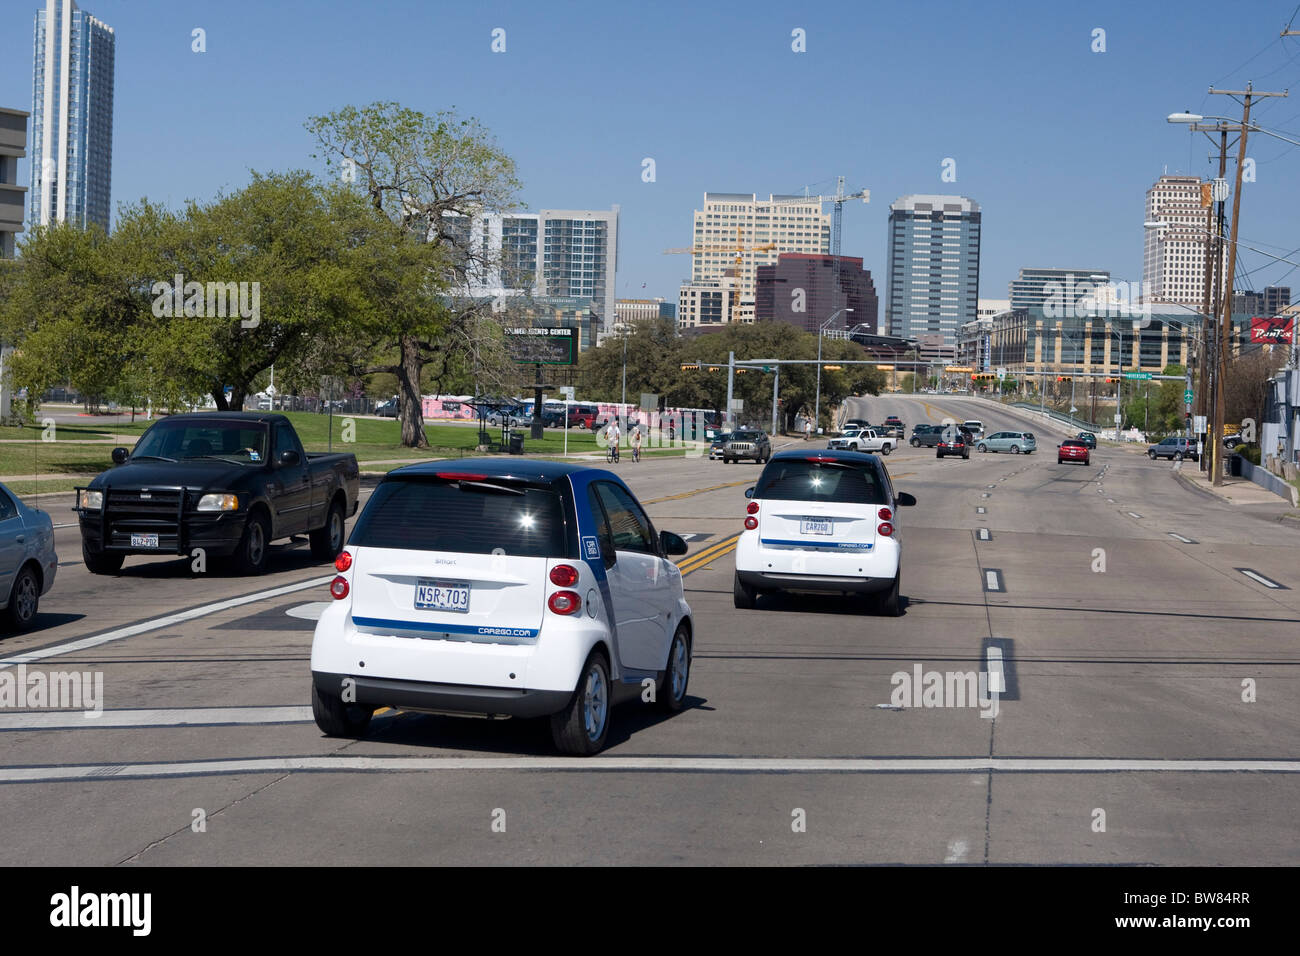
[1124,372,1151,381]
[1194,415,1207,434]
[1211,178,1229,203]
[1113,414,1122,423]
[996,367,1006,381]
[505,327,578,365]
[1184,389,1194,404]
[559,386,574,399]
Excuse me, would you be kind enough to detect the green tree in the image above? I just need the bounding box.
[306,102,522,447]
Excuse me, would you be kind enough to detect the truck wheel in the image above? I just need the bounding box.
[311,681,373,738]
[82,545,124,575]
[310,499,346,560]
[233,510,271,575]
[4,565,41,631]
[550,650,611,756]
[881,445,891,455]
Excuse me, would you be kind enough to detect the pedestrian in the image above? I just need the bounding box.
[632,423,642,462]
[804,417,812,441]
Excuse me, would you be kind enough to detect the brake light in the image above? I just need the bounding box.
[877,522,894,537]
[334,551,353,572]
[329,575,350,600]
[746,501,759,514]
[548,590,581,615]
[744,515,758,530]
[550,564,579,587]
[878,507,892,521]
[436,472,487,481]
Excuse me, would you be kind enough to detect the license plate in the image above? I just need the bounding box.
[414,579,470,613]
[800,517,832,535]
[131,533,159,548]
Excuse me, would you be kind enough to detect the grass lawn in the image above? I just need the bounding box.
[0,410,706,480]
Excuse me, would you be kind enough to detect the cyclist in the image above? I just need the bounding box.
[605,418,620,463]
[631,423,642,462]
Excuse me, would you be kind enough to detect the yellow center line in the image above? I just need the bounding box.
[676,533,741,575]
[644,479,753,505]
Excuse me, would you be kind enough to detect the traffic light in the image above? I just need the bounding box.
[822,364,842,371]
[680,363,699,371]
[735,368,749,375]
[1056,376,1072,382]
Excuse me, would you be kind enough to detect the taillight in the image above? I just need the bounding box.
[550,564,579,587]
[878,507,892,521]
[330,575,350,599]
[744,516,758,530]
[746,501,759,514]
[877,522,894,537]
[548,590,581,615]
[334,551,352,572]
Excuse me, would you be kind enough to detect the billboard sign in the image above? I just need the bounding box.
[505,327,578,365]
[1250,316,1294,344]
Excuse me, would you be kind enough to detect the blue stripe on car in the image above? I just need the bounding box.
[353,616,540,639]
[759,538,874,551]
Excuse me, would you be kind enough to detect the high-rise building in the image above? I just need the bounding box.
[1009,268,1111,313]
[614,298,675,326]
[1141,175,1226,308]
[1264,286,1291,316]
[449,206,619,336]
[885,195,980,343]
[677,279,732,330]
[754,253,878,333]
[31,0,115,232]
[682,192,831,324]
[0,107,29,258]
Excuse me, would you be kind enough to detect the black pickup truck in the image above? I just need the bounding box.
[75,412,360,575]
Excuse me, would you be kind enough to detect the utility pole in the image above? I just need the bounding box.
[725,350,735,431]
[770,366,780,437]
[1208,83,1288,484]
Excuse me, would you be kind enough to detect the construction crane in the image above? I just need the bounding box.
[664,225,776,320]
[772,177,869,329]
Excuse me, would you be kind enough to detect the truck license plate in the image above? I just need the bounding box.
[800,518,831,535]
[131,533,159,548]
[414,580,470,612]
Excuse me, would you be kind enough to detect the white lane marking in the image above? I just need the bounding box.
[53,522,77,529]
[1107,498,1115,503]
[985,646,1006,694]
[5,755,1300,783]
[1127,512,1143,519]
[0,576,334,671]
[0,706,313,730]
[976,506,986,514]
[977,528,991,541]
[1168,533,1194,544]
[286,602,329,621]
[1239,568,1285,589]
[987,485,996,489]
[944,839,969,863]
[984,570,1001,592]
[981,493,990,498]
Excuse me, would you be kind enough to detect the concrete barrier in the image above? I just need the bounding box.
[1238,455,1299,506]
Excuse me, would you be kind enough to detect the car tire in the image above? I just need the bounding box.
[1058,457,1065,464]
[881,445,891,455]
[550,649,611,756]
[4,565,40,631]
[233,509,271,575]
[658,624,691,712]
[82,544,124,575]
[876,571,901,617]
[311,681,373,738]
[963,450,970,459]
[935,450,943,459]
[309,498,346,561]
[978,443,987,453]
[733,572,756,609]
[911,438,920,447]
[1011,445,1020,454]
[1148,450,1156,459]
[1174,452,1184,461]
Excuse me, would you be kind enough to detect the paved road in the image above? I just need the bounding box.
[2,397,1297,865]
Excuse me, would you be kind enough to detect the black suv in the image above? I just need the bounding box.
[936,426,974,459]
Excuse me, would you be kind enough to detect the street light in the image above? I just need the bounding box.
[814,308,853,433]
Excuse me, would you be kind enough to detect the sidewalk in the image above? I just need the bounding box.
[1172,461,1299,508]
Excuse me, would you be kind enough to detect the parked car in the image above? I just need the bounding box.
[828,427,895,455]
[936,426,972,459]
[1075,431,1097,449]
[733,449,917,616]
[565,404,602,429]
[488,402,527,426]
[374,399,398,418]
[709,432,733,460]
[75,412,360,575]
[0,481,57,631]
[977,431,1037,455]
[310,460,694,755]
[722,430,772,464]
[1058,439,1091,465]
[1147,436,1199,461]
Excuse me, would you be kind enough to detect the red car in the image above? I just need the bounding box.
[1058,439,1091,465]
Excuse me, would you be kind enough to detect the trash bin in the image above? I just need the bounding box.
[1228,453,1242,477]
[508,434,524,455]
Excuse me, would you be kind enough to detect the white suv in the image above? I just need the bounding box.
[733,450,916,616]
[310,460,694,755]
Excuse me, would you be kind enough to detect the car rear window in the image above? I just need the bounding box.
[755,460,888,505]
[1062,440,1084,447]
[350,475,569,557]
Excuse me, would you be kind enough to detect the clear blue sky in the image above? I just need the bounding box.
[5,0,1300,302]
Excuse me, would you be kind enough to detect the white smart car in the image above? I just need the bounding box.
[310,460,694,755]
[733,450,915,616]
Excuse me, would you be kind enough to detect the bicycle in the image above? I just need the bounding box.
[631,442,641,463]
[606,443,620,464]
